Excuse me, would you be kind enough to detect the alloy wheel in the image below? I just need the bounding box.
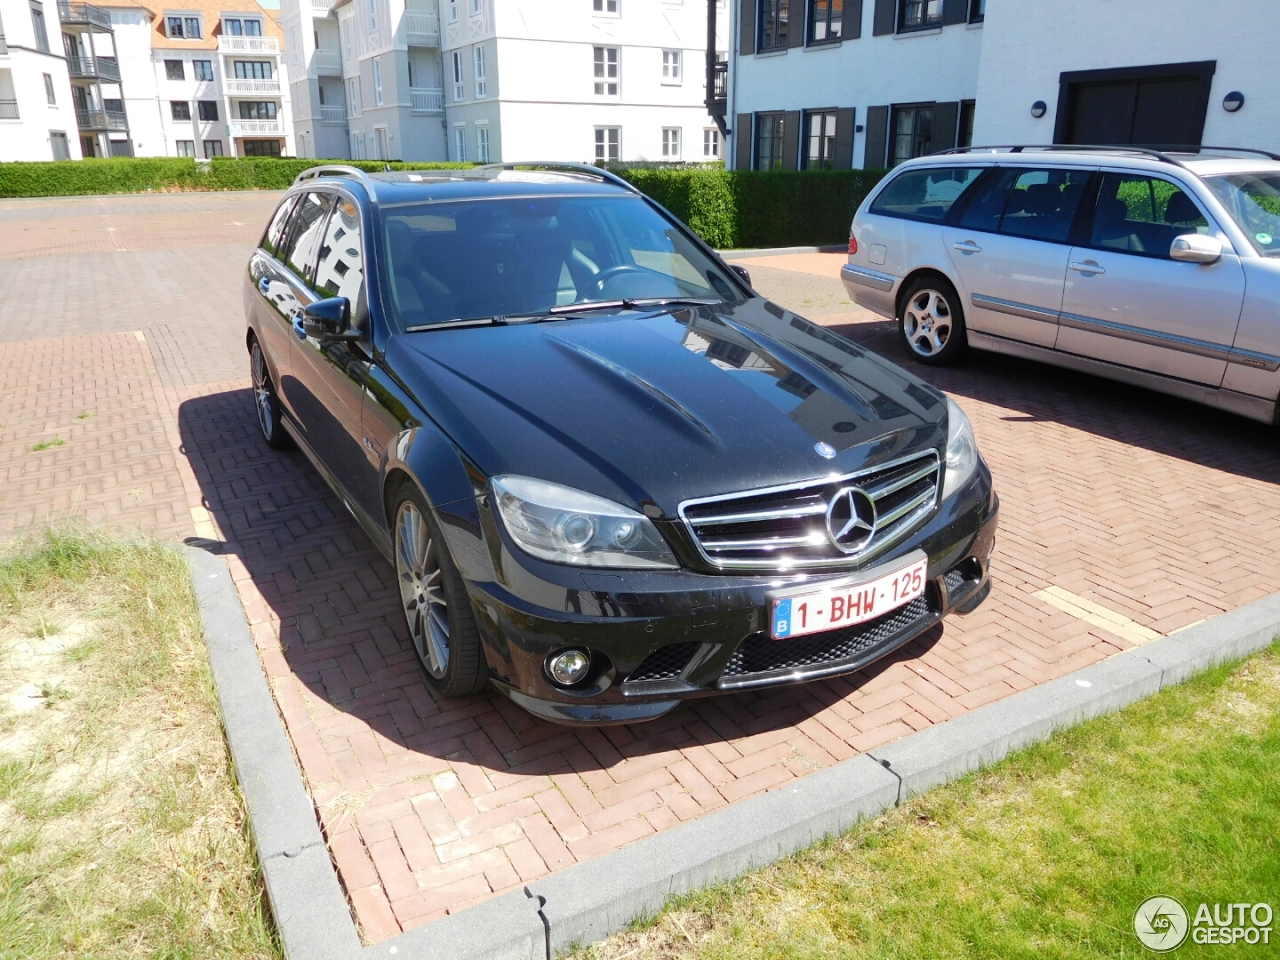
[395,501,450,679]
[903,288,953,358]
[251,344,275,441]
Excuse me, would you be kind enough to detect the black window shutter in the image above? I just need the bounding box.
[864,104,889,167]
[842,0,863,39]
[834,107,856,167]
[933,100,960,152]
[872,0,896,35]
[782,110,802,170]
[788,2,806,47]
[739,0,756,55]
[942,0,968,25]
[736,113,754,170]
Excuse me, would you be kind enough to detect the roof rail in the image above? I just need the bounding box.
[472,161,641,194]
[293,164,378,200]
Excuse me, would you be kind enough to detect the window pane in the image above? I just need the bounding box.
[1092,173,1208,257]
[998,169,1091,243]
[870,166,985,221]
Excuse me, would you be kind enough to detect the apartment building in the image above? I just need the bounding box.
[725,0,1280,170]
[0,0,85,159]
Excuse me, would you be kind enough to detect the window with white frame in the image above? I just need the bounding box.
[703,127,720,158]
[454,124,467,161]
[662,127,681,158]
[473,46,487,98]
[476,124,490,162]
[373,57,383,105]
[593,47,618,96]
[451,51,464,101]
[661,50,681,83]
[592,0,618,12]
[594,126,620,162]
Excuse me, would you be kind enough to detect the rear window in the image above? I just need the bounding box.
[869,167,985,222]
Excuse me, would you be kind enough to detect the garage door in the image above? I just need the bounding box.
[1056,61,1216,149]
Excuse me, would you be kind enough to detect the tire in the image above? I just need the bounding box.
[898,275,968,366]
[391,483,488,697]
[250,338,294,450]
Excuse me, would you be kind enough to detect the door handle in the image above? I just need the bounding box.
[1069,260,1106,275]
[292,317,307,340]
[258,276,271,294]
[952,240,982,253]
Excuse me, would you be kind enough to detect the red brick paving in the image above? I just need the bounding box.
[4,197,1280,943]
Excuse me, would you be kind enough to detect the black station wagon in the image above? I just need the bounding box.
[244,163,999,724]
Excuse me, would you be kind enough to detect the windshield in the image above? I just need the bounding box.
[381,195,743,328]
[1203,172,1280,257]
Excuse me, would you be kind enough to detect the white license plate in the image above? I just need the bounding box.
[770,556,928,639]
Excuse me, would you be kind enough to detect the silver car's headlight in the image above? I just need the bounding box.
[491,476,678,569]
[941,397,980,500]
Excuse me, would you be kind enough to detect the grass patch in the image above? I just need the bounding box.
[0,529,278,959]
[580,648,1280,959]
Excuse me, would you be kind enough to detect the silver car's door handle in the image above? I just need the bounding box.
[952,240,982,253]
[1070,260,1106,275]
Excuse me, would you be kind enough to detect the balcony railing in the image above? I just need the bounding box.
[57,1,112,29]
[405,9,439,44]
[75,107,128,131]
[409,87,443,114]
[218,35,279,54]
[319,105,345,124]
[66,54,120,81]
[0,100,19,120]
[314,48,341,74]
[228,118,283,136]
[223,78,281,95]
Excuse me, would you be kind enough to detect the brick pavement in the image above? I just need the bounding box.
[5,196,1280,943]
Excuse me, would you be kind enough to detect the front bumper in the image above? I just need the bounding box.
[467,468,998,725]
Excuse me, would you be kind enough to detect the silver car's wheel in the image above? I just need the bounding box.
[395,500,450,679]
[903,288,954,358]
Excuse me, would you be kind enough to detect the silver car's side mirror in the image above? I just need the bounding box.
[1170,233,1223,264]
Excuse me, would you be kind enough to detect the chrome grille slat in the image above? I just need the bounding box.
[678,450,941,571]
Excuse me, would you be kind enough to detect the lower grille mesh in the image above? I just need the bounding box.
[627,641,702,683]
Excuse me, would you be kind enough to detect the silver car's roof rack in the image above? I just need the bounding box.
[293,164,379,200]
[472,161,641,195]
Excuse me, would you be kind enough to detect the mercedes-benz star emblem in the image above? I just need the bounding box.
[814,441,837,459]
[826,486,877,553]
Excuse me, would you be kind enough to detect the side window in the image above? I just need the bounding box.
[314,197,365,307]
[869,166,985,222]
[1091,173,1209,258]
[261,196,298,258]
[994,168,1091,243]
[282,191,336,284]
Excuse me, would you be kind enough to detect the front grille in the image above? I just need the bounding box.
[679,450,940,570]
[720,596,929,681]
[626,641,702,683]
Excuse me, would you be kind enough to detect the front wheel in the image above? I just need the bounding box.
[250,339,293,450]
[898,277,968,366]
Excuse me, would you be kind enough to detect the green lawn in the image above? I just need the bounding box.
[0,531,278,959]
[580,646,1280,960]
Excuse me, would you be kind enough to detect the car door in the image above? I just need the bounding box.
[283,190,380,516]
[1056,170,1246,387]
[943,166,1094,349]
[250,194,301,419]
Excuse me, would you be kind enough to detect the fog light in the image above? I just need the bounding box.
[546,648,591,687]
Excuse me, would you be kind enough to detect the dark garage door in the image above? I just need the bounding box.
[1055,61,1216,148]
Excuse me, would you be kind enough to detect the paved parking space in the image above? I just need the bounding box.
[5,194,1280,942]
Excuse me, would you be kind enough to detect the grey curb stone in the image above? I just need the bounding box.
[526,754,899,956]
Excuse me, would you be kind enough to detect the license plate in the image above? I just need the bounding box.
[770,556,928,639]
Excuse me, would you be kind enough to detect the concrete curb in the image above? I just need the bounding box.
[718,244,846,258]
[186,545,1280,960]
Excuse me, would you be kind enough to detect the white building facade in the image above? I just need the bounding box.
[0,0,86,159]
[725,0,1280,170]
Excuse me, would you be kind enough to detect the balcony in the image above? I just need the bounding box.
[66,54,120,81]
[76,107,128,131]
[0,100,18,120]
[319,104,345,124]
[314,48,341,75]
[405,8,439,45]
[227,118,283,136]
[218,35,279,55]
[58,1,112,29]
[409,87,442,114]
[224,77,281,95]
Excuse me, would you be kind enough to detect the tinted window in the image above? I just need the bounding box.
[261,195,298,258]
[315,196,364,305]
[869,166,985,222]
[282,191,335,283]
[998,169,1091,243]
[1091,173,1208,258]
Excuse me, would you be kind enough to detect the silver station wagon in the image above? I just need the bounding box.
[842,146,1280,424]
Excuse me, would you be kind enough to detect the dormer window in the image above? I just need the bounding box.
[223,16,262,36]
[165,14,203,38]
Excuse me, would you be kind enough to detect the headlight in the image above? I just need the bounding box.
[941,397,980,500]
[491,476,678,569]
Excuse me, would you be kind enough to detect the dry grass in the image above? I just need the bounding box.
[0,529,279,959]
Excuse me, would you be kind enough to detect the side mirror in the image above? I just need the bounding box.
[302,297,359,340]
[1169,233,1223,264]
[729,264,752,287]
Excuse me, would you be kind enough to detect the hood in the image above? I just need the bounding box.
[386,299,948,514]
